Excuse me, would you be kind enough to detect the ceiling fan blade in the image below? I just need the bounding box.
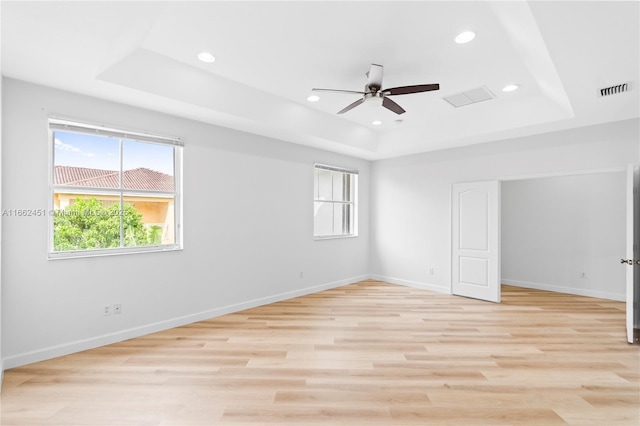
[312,88,368,95]
[366,64,384,89]
[382,84,440,96]
[337,98,365,114]
[382,97,406,115]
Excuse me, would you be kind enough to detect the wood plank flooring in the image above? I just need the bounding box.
[1,280,639,425]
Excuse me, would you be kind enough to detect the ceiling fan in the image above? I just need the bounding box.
[312,63,439,115]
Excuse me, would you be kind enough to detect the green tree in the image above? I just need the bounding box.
[147,225,163,245]
[53,197,148,251]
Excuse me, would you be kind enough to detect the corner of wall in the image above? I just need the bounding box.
[370,274,450,295]
[1,9,5,390]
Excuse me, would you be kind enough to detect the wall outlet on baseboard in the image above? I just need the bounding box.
[429,267,434,275]
[103,305,111,316]
[580,272,587,279]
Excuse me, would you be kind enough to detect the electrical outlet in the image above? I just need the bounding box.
[580,272,587,279]
[103,304,111,316]
[429,267,435,275]
[300,272,304,279]
[113,304,122,314]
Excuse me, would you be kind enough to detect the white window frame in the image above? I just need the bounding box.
[313,163,358,240]
[48,118,183,259]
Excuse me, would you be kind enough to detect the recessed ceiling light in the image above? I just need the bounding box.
[372,120,382,126]
[307,95,320,102]
[197,51,216,63]
[502,84,520,92]
[455,31,476,44]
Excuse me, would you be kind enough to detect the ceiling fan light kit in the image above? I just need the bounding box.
[366,93,384,107]
[312,63,440,115]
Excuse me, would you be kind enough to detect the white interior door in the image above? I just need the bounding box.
[452,181,501,303]
[625,164,638,343]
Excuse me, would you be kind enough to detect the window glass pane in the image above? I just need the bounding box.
[344,174,352,202]
[314,201,333,236]
[53,195,122,251]
[122,139,174,191]
[317,169,333,200]
[332,171,344,202]
[343,203,352,234]
[53,130,120,189]
[124,195,176,245]
[333,203,344,235]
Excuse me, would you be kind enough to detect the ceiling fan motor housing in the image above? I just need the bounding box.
[364,91,384,106]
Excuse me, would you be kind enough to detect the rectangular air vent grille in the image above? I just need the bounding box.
[443,86,495,108]
[600,82,631,97]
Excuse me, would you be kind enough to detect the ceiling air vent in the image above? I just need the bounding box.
[443,86,495,108]
[599,82,631,97]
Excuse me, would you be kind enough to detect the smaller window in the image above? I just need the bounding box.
[314,164,358,238]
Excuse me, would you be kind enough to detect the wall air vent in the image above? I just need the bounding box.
[599,82,631,97]
[443,86,495,108]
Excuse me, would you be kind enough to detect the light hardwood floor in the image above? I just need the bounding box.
[1,280,639,425]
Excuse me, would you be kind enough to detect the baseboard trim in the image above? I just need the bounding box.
[370,275,450,295]
[502,279,625,301]
[2,275,368,370]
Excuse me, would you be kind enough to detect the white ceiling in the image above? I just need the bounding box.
[2,1,638,160]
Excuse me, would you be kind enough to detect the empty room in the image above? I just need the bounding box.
[0,1,639,425]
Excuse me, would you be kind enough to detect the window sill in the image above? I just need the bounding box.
[314,234,358,241]
[48,245,182,260]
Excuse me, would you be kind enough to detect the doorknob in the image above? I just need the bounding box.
[620,259,640,265]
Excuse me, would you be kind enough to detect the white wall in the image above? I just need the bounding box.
[502,172,626,300]
[1,78,370,369]
[371,119,639,295]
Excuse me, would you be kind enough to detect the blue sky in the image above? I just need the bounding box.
[54,131,175,175]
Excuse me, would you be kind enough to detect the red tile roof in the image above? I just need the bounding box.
[54,166,174,192]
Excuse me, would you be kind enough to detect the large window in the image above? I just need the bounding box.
[313,164,358,238]
[49,119,183,258]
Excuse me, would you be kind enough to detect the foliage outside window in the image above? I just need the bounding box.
[49,119,183,258]
[313,164,358,238]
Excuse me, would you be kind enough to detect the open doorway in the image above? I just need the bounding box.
[501,171,627,302]
[451,168,636,342]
